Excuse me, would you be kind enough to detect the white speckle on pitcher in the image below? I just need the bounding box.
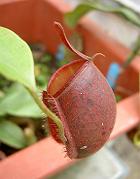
[80,145,87,150]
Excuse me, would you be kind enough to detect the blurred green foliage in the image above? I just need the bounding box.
[64,1,140,28]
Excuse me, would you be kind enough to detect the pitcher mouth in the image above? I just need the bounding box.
[47,59,86,97]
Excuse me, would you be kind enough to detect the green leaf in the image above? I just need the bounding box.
[64,4,94,28]
[0,83,42,118]
[0,27,36,90]
[64,3,140,28]
[0,119,27,149]
[115,95,122,102]
[133,130,140,148]
[24,128,37,145]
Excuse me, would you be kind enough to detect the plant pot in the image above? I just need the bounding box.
[0,0,139,178]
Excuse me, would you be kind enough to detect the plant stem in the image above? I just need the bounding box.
[122,34,140,69]
[27,87,66,143]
